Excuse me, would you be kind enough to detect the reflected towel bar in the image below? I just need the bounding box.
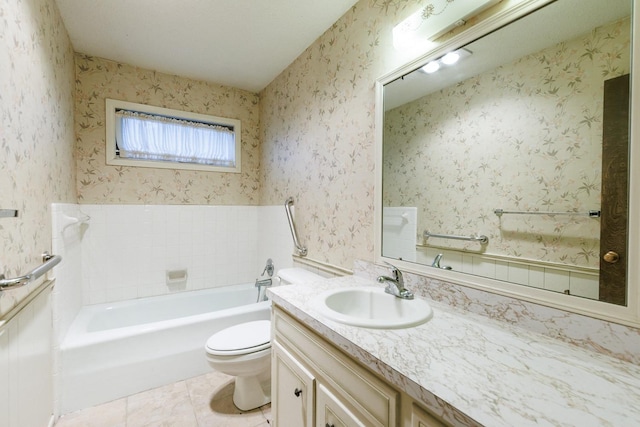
[424,231,489,245]
[0,252,62,290]
[494,209,601,218]
[285,197,308,257]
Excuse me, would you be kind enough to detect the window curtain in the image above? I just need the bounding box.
[115,110,236,167]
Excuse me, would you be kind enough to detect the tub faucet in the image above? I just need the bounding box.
[255,259,274,302]
[431,254,452,270]
[377,262,414,300]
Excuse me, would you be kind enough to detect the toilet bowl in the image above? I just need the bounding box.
[204,268,323,410]
[205,320,271,411]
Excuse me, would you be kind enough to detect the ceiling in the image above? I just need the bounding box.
[55,0,359,93]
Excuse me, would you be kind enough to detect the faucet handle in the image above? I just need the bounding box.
[382,261,403,284]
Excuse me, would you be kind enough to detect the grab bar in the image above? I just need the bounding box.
[494,209,601,218]
[0,252,62,290]
[285,197,308,256]
[424,230,489,245]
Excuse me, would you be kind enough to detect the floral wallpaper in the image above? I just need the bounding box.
[0,0,76,317]
[75,54,261,205]
[259,0,437,269]
[383,18,630,269]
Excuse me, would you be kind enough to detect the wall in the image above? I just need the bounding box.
[384,18,630,269]
[259,0,519,270]
[0,0,76,318]
[0,287,53,427]
[75,54,261,205]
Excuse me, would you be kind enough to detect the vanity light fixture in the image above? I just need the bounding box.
[422,61,441,74]
[421,48,471,74]
[393,0,499,52]
[441,51,460,65]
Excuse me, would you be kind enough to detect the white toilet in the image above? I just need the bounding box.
[204,268,322,411]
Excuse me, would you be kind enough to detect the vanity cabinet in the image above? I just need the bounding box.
[272,306,447,427]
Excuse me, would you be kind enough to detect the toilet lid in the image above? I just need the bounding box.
[206,320,271,356]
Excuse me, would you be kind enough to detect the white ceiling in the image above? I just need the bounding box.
[55,0,359,93]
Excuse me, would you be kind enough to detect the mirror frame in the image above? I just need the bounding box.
[374,0,640,327]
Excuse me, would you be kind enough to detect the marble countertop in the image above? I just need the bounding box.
[268,275,640,427]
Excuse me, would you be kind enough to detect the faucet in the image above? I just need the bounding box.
[255,258,274,302]
[431,254,452,270]
[377,262,414,300]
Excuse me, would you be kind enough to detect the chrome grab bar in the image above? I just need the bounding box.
[285,197,308,256]
[0,252,62,290]
[494,209,601,218]
[424,230,489,245]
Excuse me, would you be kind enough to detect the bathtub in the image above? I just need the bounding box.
[59,283,270,414]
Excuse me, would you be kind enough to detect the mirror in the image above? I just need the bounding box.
[381,0,632,306]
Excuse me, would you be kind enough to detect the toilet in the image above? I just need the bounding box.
[204,268,322,410]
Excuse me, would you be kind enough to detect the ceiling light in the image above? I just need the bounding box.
[392,0,499,51]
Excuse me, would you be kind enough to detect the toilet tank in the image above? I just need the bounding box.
[276,268,323,285]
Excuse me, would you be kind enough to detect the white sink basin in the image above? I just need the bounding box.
[315,286,433,329]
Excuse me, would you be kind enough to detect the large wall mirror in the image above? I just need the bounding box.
[378,0,638,319]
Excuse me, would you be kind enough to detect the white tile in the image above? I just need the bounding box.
[528,266,545,289]
[544,268,570,293]
[570,272,599,299]
[507,263,529,286]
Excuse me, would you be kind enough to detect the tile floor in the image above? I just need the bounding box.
[55,370,271,427]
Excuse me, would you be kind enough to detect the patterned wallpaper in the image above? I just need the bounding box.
[0,0,76,317]
[383,18,630,269]
[75,54,261,205]
[259,0,434,269]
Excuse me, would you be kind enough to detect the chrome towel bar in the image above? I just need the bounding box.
[0,252,62,290]
[285,197,307,257]
[424,230,489,245]
[494,209,601,218]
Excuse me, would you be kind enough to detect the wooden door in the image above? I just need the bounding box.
[599,74,629,305]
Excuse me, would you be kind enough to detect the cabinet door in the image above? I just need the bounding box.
[272,342,315,427]
[317,383,368,427]
[410,403,445,427]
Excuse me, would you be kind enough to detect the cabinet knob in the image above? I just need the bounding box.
[603,251,620,264]
[326,424,335,427]
[294,388,302,397]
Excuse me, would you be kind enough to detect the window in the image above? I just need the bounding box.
[105,99,241,173]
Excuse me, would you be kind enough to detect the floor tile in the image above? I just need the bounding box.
[127,380,198,427]
[55,398,126,427]
[54,370,271,427]
[186,371,269,427]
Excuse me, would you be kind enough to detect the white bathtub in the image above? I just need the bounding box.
[59,283,270,414]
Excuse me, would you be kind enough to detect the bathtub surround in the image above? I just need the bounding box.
[52,204,293,307]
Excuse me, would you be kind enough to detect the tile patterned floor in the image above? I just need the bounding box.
[55,370,271,427]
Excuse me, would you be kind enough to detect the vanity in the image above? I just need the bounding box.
[268,275,640,426]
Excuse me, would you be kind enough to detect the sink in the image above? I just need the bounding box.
[315,286,433,329]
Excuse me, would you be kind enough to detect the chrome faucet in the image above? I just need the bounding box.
[377,262,414,300]
[431,254,452,270]
[255,258,274,302]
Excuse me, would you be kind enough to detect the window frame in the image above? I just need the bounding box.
[105,99,242,173]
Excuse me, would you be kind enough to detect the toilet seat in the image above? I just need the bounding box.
[206,320,271,356]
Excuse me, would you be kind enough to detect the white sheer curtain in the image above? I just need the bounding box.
[115,110,236,167]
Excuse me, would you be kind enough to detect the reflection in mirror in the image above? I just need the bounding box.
[382,0,631,305]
